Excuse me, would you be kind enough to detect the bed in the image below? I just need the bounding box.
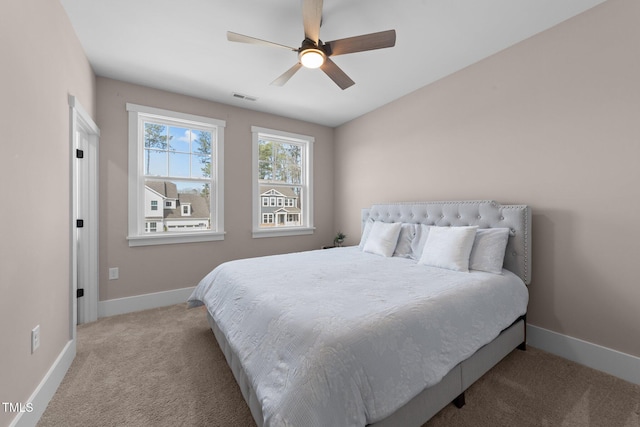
[188,200,531,427]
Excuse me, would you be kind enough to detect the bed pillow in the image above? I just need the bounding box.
[469,228,510,274]
[358,218,374,250]
[410,224,431,260]
[418,226,478,272]
[363,221,402,257]
[393,223,416,258]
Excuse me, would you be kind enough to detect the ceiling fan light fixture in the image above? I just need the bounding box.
[227,3,396,89]
[299,48,325,69]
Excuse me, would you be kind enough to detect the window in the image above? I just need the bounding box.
[127,104,225,246]
[252,126,313,237]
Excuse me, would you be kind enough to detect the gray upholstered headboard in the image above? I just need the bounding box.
[361,201,531,285]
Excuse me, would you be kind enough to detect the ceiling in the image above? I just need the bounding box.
[60,0,606,127]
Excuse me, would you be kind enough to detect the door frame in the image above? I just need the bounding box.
[69,95,100,337]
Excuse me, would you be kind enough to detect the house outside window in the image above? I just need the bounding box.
[127,103,225,246]
[252,126,314,238]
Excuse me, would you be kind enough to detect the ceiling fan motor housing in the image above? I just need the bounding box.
[299,38,327,68]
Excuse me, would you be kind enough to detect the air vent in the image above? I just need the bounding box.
[232,92,258,102]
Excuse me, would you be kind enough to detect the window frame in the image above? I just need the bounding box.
[126,103,225,246]
[251,126,314,238]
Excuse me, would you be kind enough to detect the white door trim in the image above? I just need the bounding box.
[69,95,100,333]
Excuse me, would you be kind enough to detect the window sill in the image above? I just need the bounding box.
[127,231,225,247]
[252,227,315,239]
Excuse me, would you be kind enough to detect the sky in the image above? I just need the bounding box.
[144,125,212,187]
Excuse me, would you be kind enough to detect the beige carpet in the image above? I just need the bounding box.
[39,304,640,427]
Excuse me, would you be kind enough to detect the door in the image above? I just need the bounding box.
[70,96,100,333]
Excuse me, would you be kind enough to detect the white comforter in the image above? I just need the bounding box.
[188,247,528,427]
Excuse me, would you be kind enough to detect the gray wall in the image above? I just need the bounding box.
[0,0,96,425]
[334,0,640,357]
[96,77,335,301]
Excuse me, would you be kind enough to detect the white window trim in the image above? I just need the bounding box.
[126,103,225,246]
[251,126,314,238]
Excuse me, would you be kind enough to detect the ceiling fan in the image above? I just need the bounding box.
[227,0,396,90]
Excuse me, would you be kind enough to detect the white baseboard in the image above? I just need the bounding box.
[527,324,640,386]
[10,288,193,426]
[10,339,76,427]
[98,286,195,318]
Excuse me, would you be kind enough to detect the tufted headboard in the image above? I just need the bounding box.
[362,201,531,285]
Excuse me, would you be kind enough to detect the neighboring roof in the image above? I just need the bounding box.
[146,180,178,199]
[164,192,210,220]
[260,185,298,198]
[274,207,301,214]
[145,180,210,219]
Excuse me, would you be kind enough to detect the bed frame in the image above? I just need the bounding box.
[207,200,531,427]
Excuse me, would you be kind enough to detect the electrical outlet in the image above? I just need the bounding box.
[108,267,119,280]
[31,325,40,353]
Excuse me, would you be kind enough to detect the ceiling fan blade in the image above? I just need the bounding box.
[320,58,355,90]
[302,0,323,43]
[271,63,303,86]
[227,31,297,51]
[325,29,396,56]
